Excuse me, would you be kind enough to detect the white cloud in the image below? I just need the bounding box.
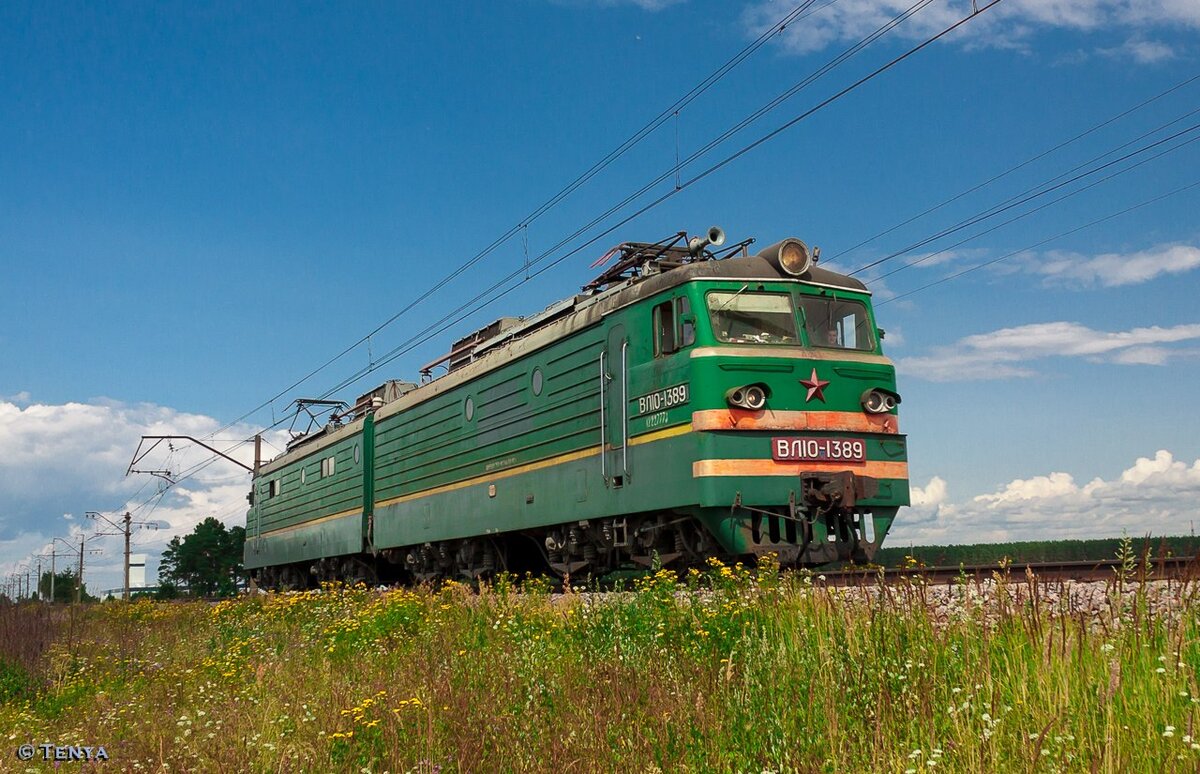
[742,0,1199,58]
[891,450,1200,544]
[1104,37,1177,63]
[0,397,284,593]
[1021,243,1200,288]
[909,475,948,507]
[898,321,1200,381]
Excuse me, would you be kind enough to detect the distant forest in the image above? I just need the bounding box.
[861,535,1200,568]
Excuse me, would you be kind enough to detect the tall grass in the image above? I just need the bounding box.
[1,560,1198,772]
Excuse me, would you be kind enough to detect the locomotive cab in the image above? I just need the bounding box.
[661,245,908,566]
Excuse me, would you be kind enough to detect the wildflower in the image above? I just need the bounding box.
[1157,668,1167,674]
[1164,726,1176,738]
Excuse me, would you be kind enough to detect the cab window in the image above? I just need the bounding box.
[677,296,695,347]
[797,295,874,351]
[706,290,799,345]
[653,300,677,355]
[653,296,696,356]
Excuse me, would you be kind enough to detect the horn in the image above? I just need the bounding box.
[687,225,727,256]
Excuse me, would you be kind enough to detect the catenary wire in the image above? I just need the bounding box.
[827,72,1200,263]
[16,0,996,574]
[849,117,1200,277]
[203,0,830,440]
[867,133,1200,284]
[878,177,1200,306]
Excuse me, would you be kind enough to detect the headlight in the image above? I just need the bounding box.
[727,384,769,410]
[862,388,899,414]
[757,238,814,277]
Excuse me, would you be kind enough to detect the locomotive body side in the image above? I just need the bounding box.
[245,245,908,585]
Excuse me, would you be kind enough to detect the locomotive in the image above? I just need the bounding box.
[244,229,908,586]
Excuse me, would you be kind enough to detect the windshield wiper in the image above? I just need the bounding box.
[714,284,750,312]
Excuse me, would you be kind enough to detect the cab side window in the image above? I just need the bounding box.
[654,295,696,357]
[677,296,695,347]
[654,300,677,356]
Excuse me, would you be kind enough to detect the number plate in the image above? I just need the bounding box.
[771,437,866,464]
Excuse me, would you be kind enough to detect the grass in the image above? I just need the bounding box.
[2,555,1199,772]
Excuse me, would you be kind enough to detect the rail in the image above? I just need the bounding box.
[817,555,1200,587]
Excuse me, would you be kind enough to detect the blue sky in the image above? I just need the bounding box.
[3,0,1200,589]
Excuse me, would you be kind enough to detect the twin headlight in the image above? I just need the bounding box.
[726,384,768,411]
[862,388,899,414]
[725,383,898,413]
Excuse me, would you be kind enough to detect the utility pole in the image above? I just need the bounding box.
[86,511,159,601]
[77,534,85,604]
[123,512,131,600]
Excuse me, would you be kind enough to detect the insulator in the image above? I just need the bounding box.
[568,528,580,550]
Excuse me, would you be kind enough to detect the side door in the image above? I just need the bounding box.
[602,323,629,488]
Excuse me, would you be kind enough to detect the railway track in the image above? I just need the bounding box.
[818,555,1200,587]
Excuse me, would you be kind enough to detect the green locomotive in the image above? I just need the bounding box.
[245,229,908,586]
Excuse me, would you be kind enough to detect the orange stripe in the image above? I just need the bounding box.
[691,409,899,434]
[692,459,908,479]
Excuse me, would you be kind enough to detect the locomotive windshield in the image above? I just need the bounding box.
[707,290,799,344]
[797,295,875,351]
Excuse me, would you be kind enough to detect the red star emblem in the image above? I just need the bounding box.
[800,367,830,403]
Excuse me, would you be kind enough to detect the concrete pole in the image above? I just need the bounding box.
[77,534,84,604]
[123,512,132,601]
[50,551,56,603]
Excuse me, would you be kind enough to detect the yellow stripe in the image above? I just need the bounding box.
[630,423,693,445]
[693,459,909,479]
[258,507,361,538]
[375,424,694,509]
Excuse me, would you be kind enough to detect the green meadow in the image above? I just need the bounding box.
[2,556,1198,773]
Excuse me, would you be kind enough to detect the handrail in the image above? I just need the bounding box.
[621,340,629,479]
[599,351,607,483]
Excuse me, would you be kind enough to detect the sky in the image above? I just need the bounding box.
[2,0,1199,591]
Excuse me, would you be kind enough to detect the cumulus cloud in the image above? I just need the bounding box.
[742,0,1198,58]
[897,321,1200,381]
[909,475,948,508]
[1019,243,1200,288]
[0,397,284,593]
[891,450,1200,544]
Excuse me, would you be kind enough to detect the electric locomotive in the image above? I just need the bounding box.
[244,228,908,586]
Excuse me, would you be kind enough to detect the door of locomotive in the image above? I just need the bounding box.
[601,324,629,488]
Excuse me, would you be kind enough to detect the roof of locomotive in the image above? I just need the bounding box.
[607,251,869,301]
[260,241,874,471]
